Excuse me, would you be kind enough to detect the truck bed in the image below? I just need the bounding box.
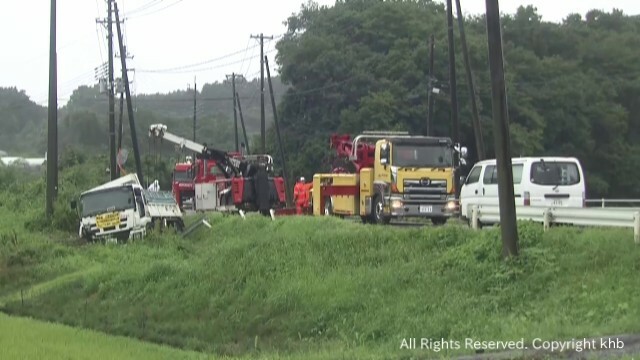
[142,190,183,218]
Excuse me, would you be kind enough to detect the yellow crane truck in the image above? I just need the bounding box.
[312,131,467,225]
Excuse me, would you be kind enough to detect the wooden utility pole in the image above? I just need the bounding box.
[193,77,197,142]
[485,0,519,257]
[46,0,58,217]
[228,73,239,151]
[116,91,124,177]
[236,92,250,155]
[107,0,117,179]
[250,33,273,154]
[446,0,461,197]
[265,56,291,206]
[456,0,486,160]
[114,2,144,185]
[426,34,435,136]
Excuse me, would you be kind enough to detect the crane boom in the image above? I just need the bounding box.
[149,124,206,154]
[148,123,276,178]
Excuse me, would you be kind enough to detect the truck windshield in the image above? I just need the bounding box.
[80,186,135,217]
[530,161,580,186]
[392,144,453,167]
[173,170,192,182]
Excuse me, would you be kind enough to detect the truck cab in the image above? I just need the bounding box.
[172,162,195,209]
[312,131,467,225]
[73,174,183,243]
[372,136,467,224]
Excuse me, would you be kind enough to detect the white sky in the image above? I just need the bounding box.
[0,0,638,107]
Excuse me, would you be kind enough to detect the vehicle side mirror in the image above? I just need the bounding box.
[460,146,468,158]
[459,175,466,185]
[70,200,77,209]
[380,144,390,165]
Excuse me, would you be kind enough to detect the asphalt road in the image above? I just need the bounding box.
[182,208,471,228]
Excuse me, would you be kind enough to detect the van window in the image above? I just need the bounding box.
[465,166,482,184]
[483,164,524,184]
[530,161,580,186]
[512,164,523,184]
[483,165,497,184]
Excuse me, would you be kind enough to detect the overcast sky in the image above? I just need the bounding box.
[1,0,638,106]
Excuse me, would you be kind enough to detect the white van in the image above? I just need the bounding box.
[460,157,586,223]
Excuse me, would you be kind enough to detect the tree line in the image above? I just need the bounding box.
[2,1,639,199]
[0,76,287,159]
[270,1,640,199]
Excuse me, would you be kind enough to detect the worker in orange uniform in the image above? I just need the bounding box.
[293,177,308,215]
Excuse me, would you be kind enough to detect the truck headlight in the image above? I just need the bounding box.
[445,201,457,211]
[391,200,403,209]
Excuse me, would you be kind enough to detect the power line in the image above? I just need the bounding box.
[238,37,253,76]
[124,0,163,15]
[125,0,184,19]
[135,34,282,74]
[95,0,105,63]
[136,43,263,73]
[138,48,277,74]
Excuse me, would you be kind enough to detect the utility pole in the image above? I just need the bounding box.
[193,77,197,142]
[107,0,116,179]
[456,0,485,160]
[446,0,461,198]
[426,34,435,136]
[46,0,57,217]
[116,79,124,177]
[236,92,250,155]
[226,73,240,151]
[251,33,273,154]
[265,56,291,206]
[114,2,144,185]
[485,0,519,258]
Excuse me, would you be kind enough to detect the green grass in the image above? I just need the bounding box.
[0,312,213,359]
[1,162,639,359]
[2,207,640,359]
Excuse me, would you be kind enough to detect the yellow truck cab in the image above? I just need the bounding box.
[313,131,467,225]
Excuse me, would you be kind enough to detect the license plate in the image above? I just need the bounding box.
[96,212,120,229]
[552,200,563,206]
[419,205,433,213]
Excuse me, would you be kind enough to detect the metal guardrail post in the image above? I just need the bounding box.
[543,209,550,231]
[471,205,478,230]
[634,212,640,245]
[602,198,605,208]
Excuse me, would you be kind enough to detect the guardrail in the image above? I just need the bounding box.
[469,205,640,244]
[585,199,640,208]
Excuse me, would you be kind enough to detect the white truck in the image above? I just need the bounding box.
[71,173,184,242]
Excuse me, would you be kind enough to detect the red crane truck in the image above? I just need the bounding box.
[149,124,287,216]
[172,160,195,210]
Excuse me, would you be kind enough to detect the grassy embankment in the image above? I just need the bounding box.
[0,312,213,359]
[2,206,640,359]
[1,161,639,359]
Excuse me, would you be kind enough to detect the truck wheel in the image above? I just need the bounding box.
[431,217,447,226]
[372,195,390,225]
